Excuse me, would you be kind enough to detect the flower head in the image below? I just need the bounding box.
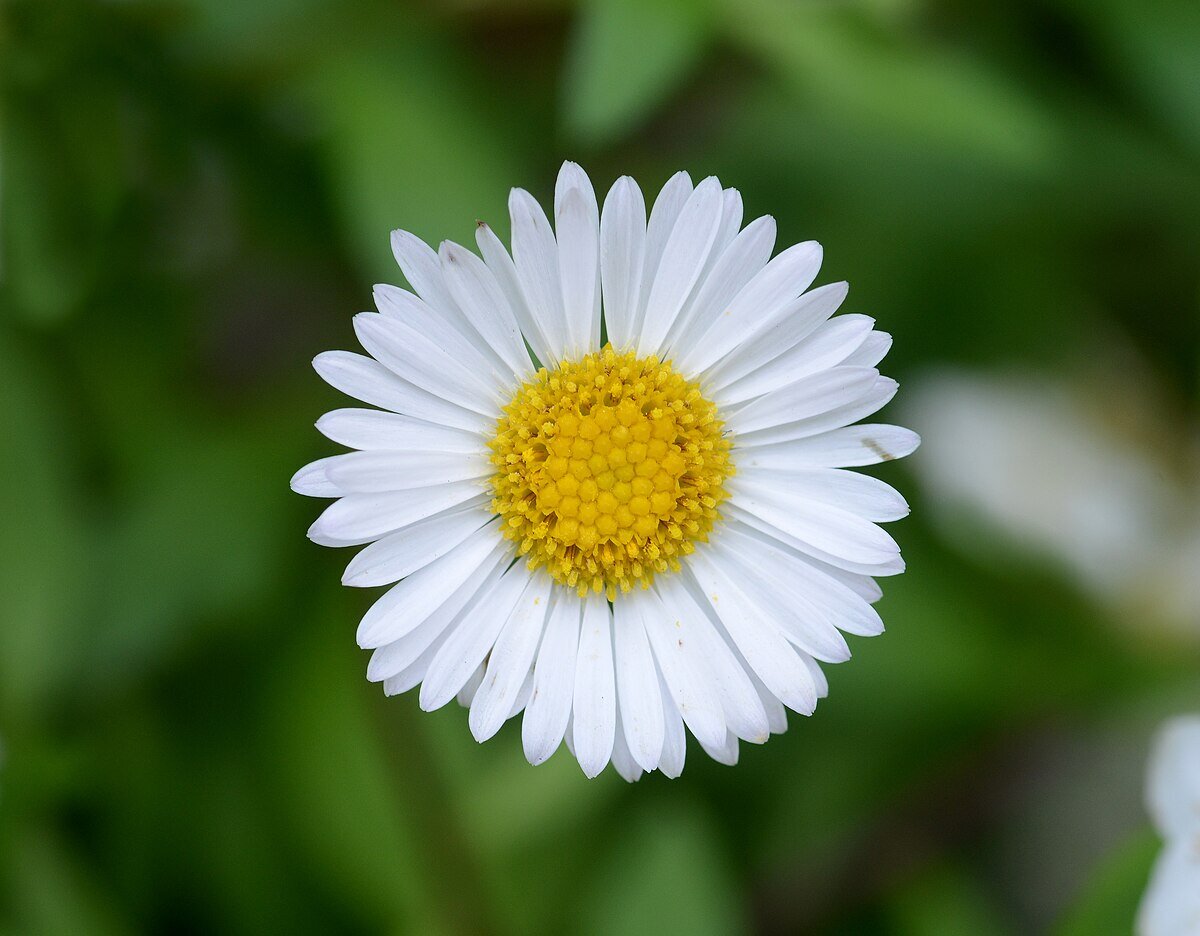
[292,162,918,780]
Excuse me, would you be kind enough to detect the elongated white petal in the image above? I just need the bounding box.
[710,536,851,663]
[309,481,487,546]
[389,230,461,325]
[633,171,693,339]
[382,633,447,697]
[324,449,491,494]
[438,240,533,381]
[373,283,503,380]
[610,707,644,782]
[843,330,892,367]
[699,729,740,767]
[367,552,508,682]
[726,367,880,436]
[686,549,818,715]
[722,521,885,636]
[638,587,727,749]
[733,468,910,523]
[475,222,555,367]
[738,424,920,468]
[1138,840,1200,936]
[1147,715,1200,838]
[676,240,822,376]
[613,597,666,772]
[522,594,582,765]
[469,573,553,741]
[703,282,849,392]
[657,677,687,779]
[573,596,617,778]
[353,313,499,416]
[555,162,601,356]
[290,456,345,498]
[420,563,531,711]
[316,408,486,453]
[342,503,492,587]
[637,176,724,357]
[714,310,873,406]
[599,176,647,352]
[509,187,567,364]
[355,528,505,649]
[664,215,776,358]
[725,501,905,577]
[656,575,770,742]
[734,376,899,447]
[313,351,490,434]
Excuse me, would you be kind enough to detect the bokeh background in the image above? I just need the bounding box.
[2,0,1198,933]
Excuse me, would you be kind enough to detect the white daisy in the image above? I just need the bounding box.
[292,162,918,780]
[1139,715,1200,936]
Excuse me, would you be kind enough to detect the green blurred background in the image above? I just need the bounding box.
[2,0,1197,933]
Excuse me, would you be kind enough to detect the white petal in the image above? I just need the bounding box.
[475,222,555,367]
[522,593,582,765]
[699,729,740,767]
[469,573,553,741]
[457,663,486,708]
[1147,715,1200,838]
[738,424,920,468]
[367,552,508,682]
[709,536,851,663]
[656,574,770,743]
[703,282,849,393]
[637,176,725,357]
[353,313,499,416]
[599,176,647,352]
[382,634,446,697]
[313,351,490,434]
[727,367,880,436]
[685,549,818,715]
[633,171,693,339]
[657,677,687,779]
[613,597,666,772]
[438,240,533,382]
[419,563,531,711]
[725,501,905,577]
[727,478,900,566]
[734,376,899,448]
[664,216,776,360]
[801,652,829,698]
[714,309,872,405]
[675,240,823,377]
[507,667,536,719]
[714,188,744,256]
[373,284,503,381]
[573,596,617,778]
[354,527,504,649]
[638,587,727,749]
[509,187,567,364]
[722,521,885,637]
[733,468,910,523]
[324,449,491,494]
[308,482,488,546]
[843,330,892,367]
[341,503,492,587]
[389,230,462,326]
[1138,840,1200,936]
[290,456,345,498]
[316,408,486,453]
[555,162,601,357]
[609,706,644,782]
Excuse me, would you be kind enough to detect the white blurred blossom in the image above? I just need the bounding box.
[906,370,1199,642]
[1139,715,1200,936]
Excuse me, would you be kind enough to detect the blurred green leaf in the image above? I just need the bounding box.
[563,0,713,145]
[579,799,746,936]
[1056,829,1157,936]
[722,0,1059,170]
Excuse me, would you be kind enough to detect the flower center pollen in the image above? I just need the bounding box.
[489,346,732,599]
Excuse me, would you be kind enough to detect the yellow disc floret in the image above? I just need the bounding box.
[489,345,732,599]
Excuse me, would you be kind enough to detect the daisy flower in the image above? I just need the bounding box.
[292,162,918,780]
[1139,715,1200,936]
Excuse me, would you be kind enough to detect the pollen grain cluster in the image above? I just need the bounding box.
[489,346,732,599]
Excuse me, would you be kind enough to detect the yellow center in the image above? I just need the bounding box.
[489,345,732,599]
